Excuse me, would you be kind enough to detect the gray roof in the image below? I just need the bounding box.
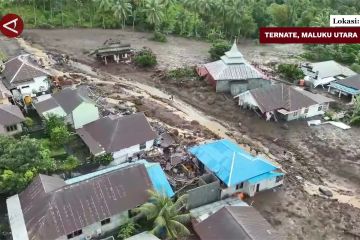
[194,206,282,240]
[18,164,152,240]
[204,42,263,81]
[35,86,94,115]
[76,113,157,155]
[52,86,94,114]
[335,74,360,90]
[244,84,333,113]
[305,60,356,80]
[0,104,25,126]
[2,55,49,87]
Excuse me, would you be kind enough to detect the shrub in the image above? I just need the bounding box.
[95,153,113,166]
[150,31,167,42]
[167,67,196,79]
[134,48,157,68]
[209,40,231,61]
[351,63,360,73]
[117,221,138,239]
[277,63,305,82]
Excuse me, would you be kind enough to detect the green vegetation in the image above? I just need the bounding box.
[94,153,113,165]
[44,114,71,147]
[150,31,167,42]
[134,48,158,67]
[134,190,190,239]
[277,63,305,83]
[0,135,55,194]
[167,67,196,79]
[209,40,231,60]
[117,221,139,239]
[350,98,360,126]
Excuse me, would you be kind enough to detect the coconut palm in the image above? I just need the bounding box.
[143,0,165,30]
[113,0,132,29]
[134,190,190,239]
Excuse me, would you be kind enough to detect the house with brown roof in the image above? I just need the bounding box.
[76,112,157,164]
[235,84,334,121]
[34,86,100,129]
[6,164,155,240]
[197,41,269,96]
[193,206,283,240]
[0,104,25,136]
[1,54,50,100]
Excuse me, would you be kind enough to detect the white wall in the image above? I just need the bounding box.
[55,211,129,240]
[0,123,22,136]
[113,140,154,164]
[16,76,49,97]
[221,175,284,198]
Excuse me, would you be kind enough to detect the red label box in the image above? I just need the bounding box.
[259,27,360,44]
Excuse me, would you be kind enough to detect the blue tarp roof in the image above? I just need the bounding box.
[189,139,278,187]
[66,160,174,197]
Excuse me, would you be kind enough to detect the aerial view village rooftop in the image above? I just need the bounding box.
[1,1,360,240]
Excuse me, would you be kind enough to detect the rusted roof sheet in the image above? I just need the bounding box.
[0,104,25,125]
[247,84,333,113]
[335,74,360,90]
[194,206,282,240]
[19,164,152,240]
[77,113,157,154]
[2,55,49,86]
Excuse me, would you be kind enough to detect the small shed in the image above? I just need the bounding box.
[90,40,132,64]
[328,74,360,102]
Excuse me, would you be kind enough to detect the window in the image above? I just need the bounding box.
[140,142,146,150]
[293,111,298,117]
[101,218,111,226]
[6,124,18,132]
[318,105,323,111]
[276,175,284,183]
[21,85,30,89]
[67,229,82,239]
[236,182,244,190]
[304,108,309,114]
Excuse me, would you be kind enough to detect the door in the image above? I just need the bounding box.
[256,184,260,192]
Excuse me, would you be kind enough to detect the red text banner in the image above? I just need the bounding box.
[259,27,360,44]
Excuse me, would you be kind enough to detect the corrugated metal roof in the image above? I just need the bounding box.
[241,84,333,113]
[189,139,278,186]
[2,55,49,86]
[0,104,25,125]
[18,165,152,240]
[194,206,283,240]
[77,113,157,154]
[333,74,360,91]
[306,60,356,80]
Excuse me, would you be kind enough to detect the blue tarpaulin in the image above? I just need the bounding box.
[146,163,175,198]
[189,139,278,187]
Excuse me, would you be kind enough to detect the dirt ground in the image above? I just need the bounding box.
[2,29,360,240]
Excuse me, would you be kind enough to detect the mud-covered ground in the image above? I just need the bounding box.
[2,29,360,240]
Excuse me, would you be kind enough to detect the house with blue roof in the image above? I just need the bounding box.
[189,139,284,197]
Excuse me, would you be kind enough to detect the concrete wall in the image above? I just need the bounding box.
[216,79,270,95]
[285,103,328,121]
[112,140,155,164]
[187,174,221,210]
[221,174,284,198]
[0,97,10,105]
[56,211,129,240]
[0,123,22,136]
[72,102,100,129]
[16,76,49,97]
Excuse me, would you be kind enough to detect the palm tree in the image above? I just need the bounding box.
[94,0,114,28]
[143,0,165,30]
[134,190,191,239]
[112,0,132,29]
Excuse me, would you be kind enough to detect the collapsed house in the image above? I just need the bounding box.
[189,139,284,198]
[328,74,360,102]
[235,84,334,121]
[0,104,25,136]
[7,163,173,240]
[1,54,51,101]
[301,60,356,88]
[193,206,283,240]
[197,41,269,96]
[89,39,132,64]
[76,112,157,164]
[34,86,100,129]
